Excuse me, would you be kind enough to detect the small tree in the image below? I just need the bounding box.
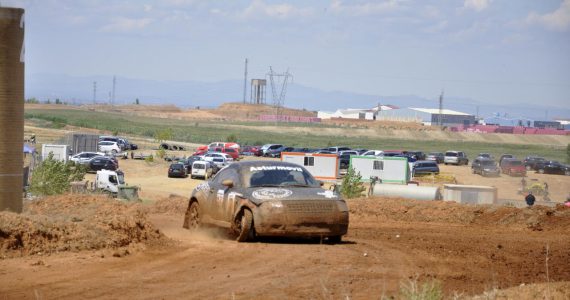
[154,128,173,142]
[340,166,366,199]
[29,153,87,196]
[156,148,166,159]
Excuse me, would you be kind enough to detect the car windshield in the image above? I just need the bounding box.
[481,160,495,166]
[117,173,125,184]
[246,165,319,188]
[445,152,458,157]
[194,164,205,169]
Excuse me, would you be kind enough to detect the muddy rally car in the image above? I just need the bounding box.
[183,161,349,243]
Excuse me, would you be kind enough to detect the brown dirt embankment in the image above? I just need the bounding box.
[0,195,165,258]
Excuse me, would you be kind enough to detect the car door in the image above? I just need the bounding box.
[205,168,231,221]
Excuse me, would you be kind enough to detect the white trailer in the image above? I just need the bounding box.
[349,156,410,183]
[281,152,339,180]
[41,144,70,162]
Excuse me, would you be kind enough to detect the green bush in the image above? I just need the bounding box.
[340,167,366,199]
[156,148,166,159]
[226,133,238,143]
[145,154,154,163]
[399,278,443,300]
[29,153,87,196]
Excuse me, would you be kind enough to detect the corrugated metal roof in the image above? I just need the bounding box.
[409,107,472,116]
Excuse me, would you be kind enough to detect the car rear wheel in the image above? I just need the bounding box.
[183,201,200,229]
[235,209,254,242]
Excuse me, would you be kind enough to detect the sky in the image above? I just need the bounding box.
[2,0,570,109]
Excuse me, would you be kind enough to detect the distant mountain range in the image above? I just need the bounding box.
[26,73,570,124]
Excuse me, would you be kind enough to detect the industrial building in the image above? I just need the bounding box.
[375,107,475,126]
[317,105,397,120]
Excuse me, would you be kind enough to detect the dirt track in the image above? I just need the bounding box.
[1,196,569,299]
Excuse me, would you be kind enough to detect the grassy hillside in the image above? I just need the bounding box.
[25,108,568,162]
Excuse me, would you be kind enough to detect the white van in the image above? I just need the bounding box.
[191,161,213,179]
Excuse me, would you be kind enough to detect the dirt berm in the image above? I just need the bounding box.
[0,195,164,258]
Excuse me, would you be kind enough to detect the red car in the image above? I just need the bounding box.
[221,147,239,160]
[500,159,526,177]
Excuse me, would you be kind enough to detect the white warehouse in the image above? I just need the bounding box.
[375,107,475,126]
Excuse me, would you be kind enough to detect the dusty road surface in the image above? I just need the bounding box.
[1,196,569,299]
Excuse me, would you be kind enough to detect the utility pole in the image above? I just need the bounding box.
[111,75,116,105]
[438,90,444,127]
[243,58,248,104]
[93,81,97,104]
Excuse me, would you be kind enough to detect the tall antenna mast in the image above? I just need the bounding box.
[267,66,292,121]
[243,58,248,104]
[438,89,444,127]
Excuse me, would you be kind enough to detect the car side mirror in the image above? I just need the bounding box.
[318,180,324,187]
[222,179,234,188]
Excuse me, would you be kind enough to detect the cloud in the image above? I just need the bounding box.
[463,0,492,12]
[330,0,404,16]
[237,0,314,20]
[526,0,570,31]
[100,17,153,33]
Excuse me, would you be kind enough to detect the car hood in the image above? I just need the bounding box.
[242,187,342,205]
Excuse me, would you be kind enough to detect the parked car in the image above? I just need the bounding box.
[534,161,570,175]
[203,152,234,162]
[191,161,213,179]
[210,157,229,170]
[413,161,439,175]
[313,149,334,154]
[98,141,121,154]
[407,151,426,161]
[184,156,203,173]
[69,151,105,164]
[265,146,294,158]
[426,152,444,164]
[499,154,515,166]
[240,146,261,156]
[500,158,526,177]
[339,153,353,169]
[476,153,492,159]
[362,150,384,157]
[168,163,188,178]
[220,147,239,160]
[353,149,368,155]
[444,151,468,165]
[524,156,546,171]
[326,146,351,154]
[183,161,349,243]
[88,156,117,172]
[99,136,129,151]
[291,147,311,153]
[261,144,284,156]
[338,150,359,157]
[471,158,500,177]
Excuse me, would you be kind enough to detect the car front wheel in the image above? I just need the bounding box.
[183,201,201,229]
[235,209,254,242]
